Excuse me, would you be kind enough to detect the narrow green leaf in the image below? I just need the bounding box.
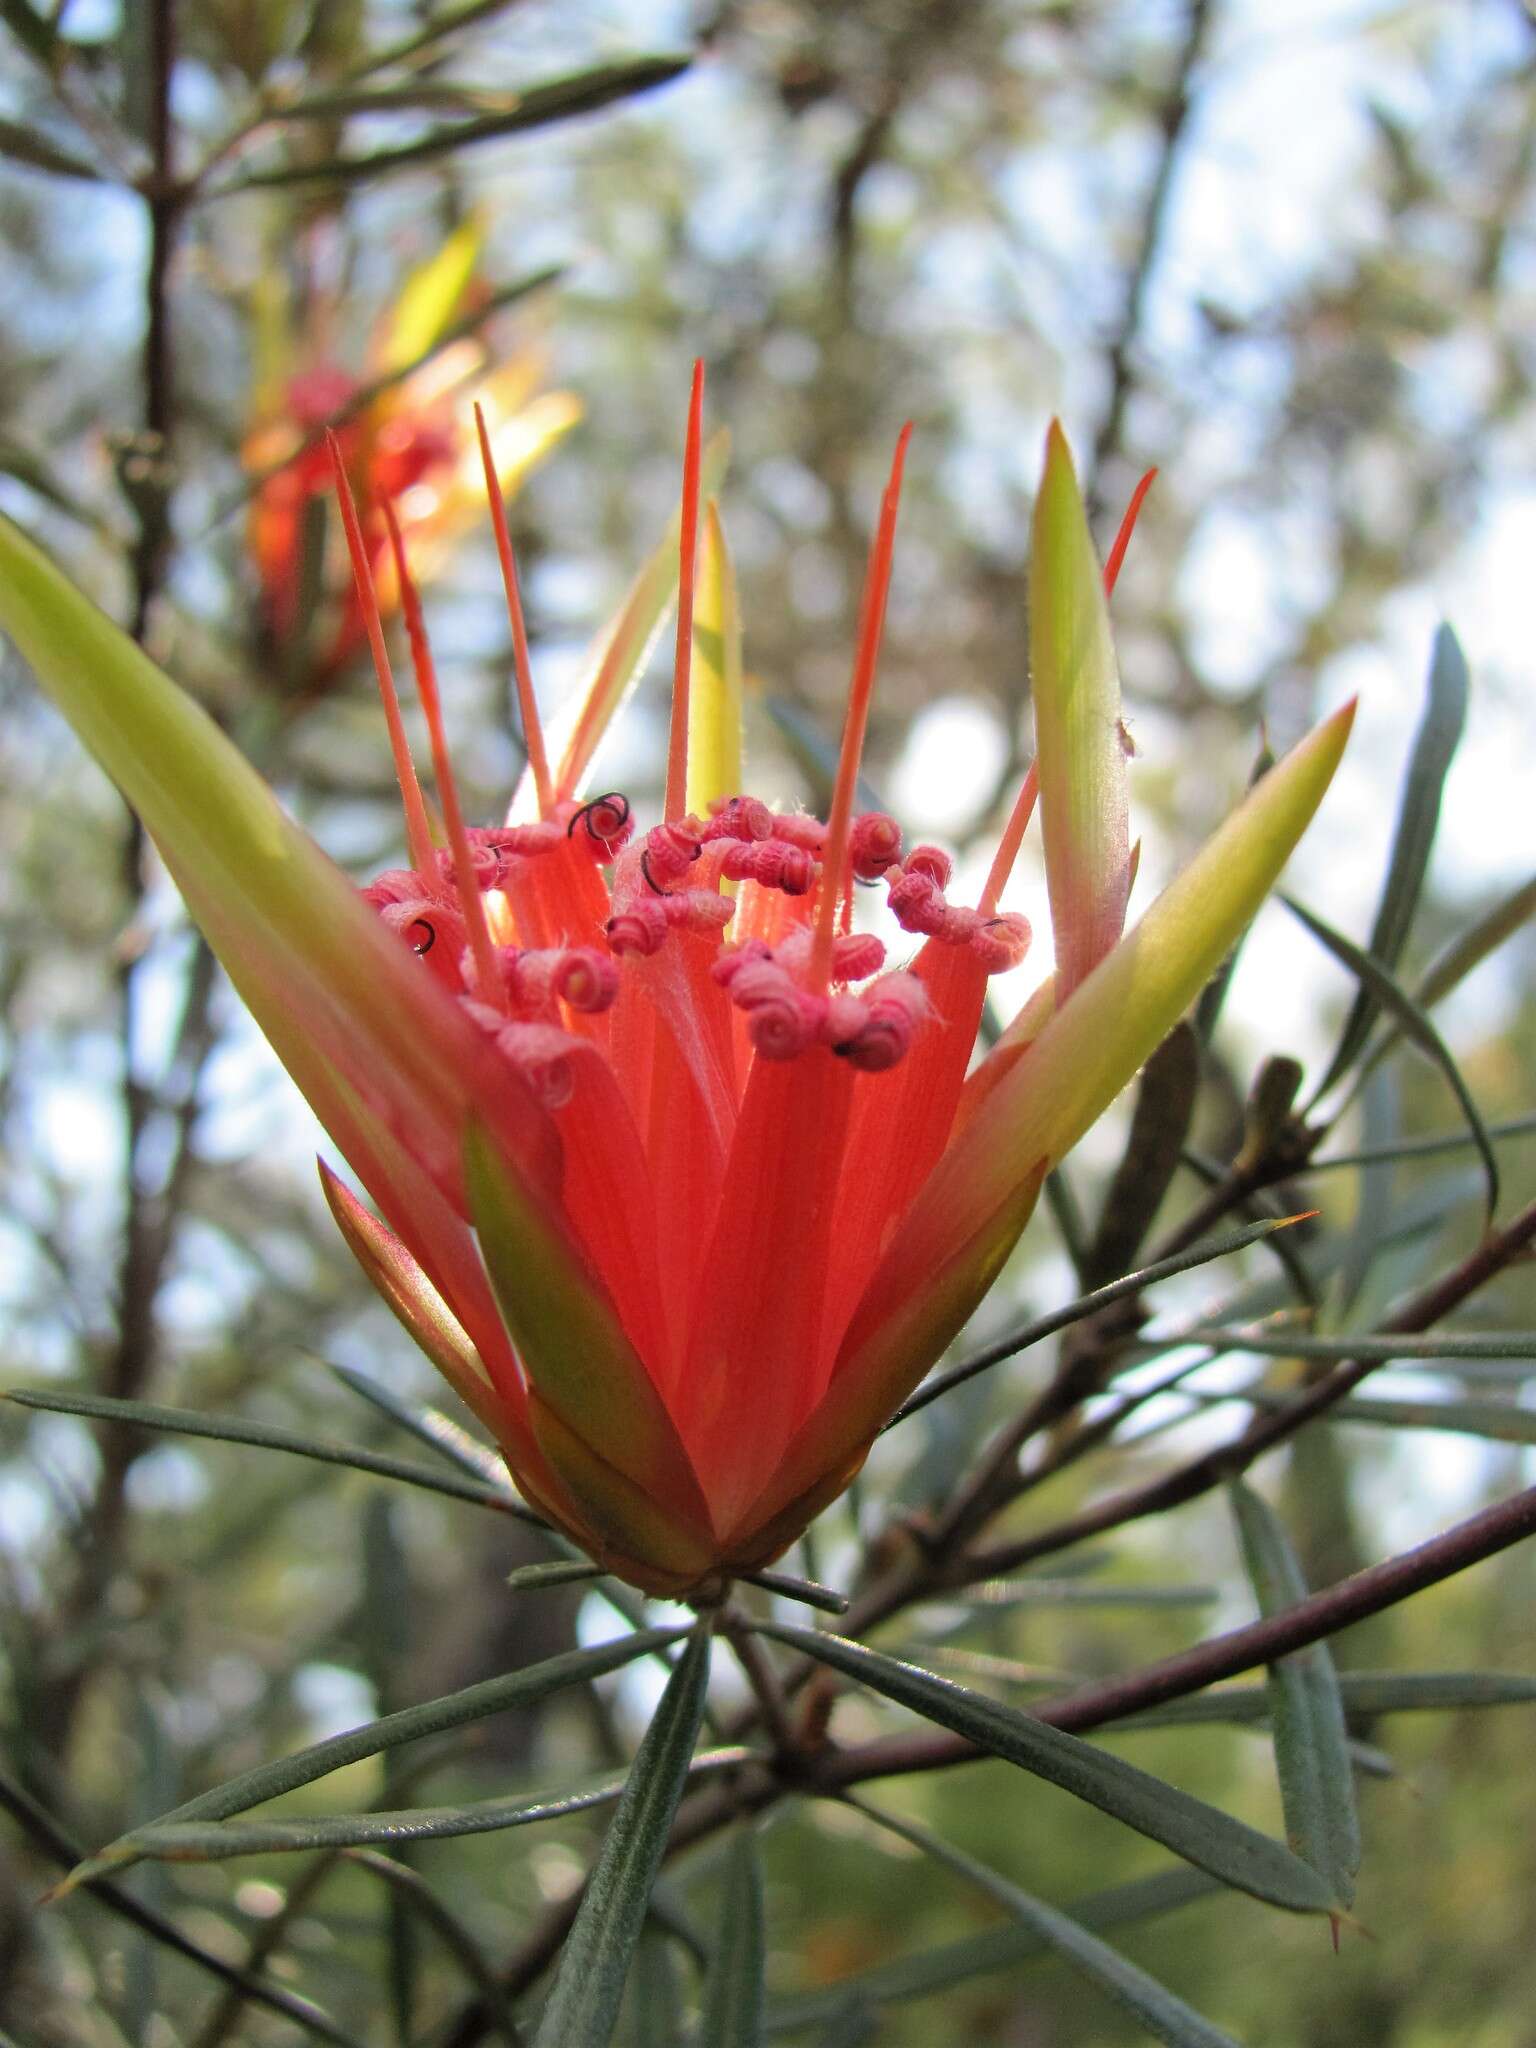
[1228,1480,1360,1907]
[698,1831,765,2048]
[111,1781,626,1864]
[61,1630,683,1887]
[326,1362,510,1489]
[338,0,538,84]
[268,82,538,122]
[506,1560,603,1592]
[759,1626,1334,1913]
[831,703,1355,1486]
[1315,624,1468,1095]
[760,696,886,817]
[534,1629,713,2048]
[1117,1670,1536,1731]
[1308,1110,1536,1174]
[0,114,103,179]
[927,1580,1217,1612]
[851,1801,1242,2048]
[1236,1390,1536,1448]
[1176,1327,1536,1366]
[5,1387,536,1519]
[217,55,691,191]
[740,1568,848,1615]
[1284,895,1498,1221]
[891,1215,1309,1427]
[1417,869,1536,1008]
[765,1867,1218,2034]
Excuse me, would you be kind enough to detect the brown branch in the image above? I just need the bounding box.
[816,1478,1536,1785]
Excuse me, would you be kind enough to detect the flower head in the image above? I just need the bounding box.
[0,365,1353,1596]
[243,217,578,681]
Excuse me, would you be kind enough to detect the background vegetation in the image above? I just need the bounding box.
[2,2,1535,2042]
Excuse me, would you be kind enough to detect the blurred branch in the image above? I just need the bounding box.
[1087,0,1215,520]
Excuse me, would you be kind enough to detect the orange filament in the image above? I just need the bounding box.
[1103,467,1158,597]
[811,423,912,989]
[978,760,1039,918]
[663,360,706,824]
[474,402,553,818]
[328,433,438,881]
[381,503,503,1005]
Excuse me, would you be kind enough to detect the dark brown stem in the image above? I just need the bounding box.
[817,1478,1536,1784]
[43,0,193,1752]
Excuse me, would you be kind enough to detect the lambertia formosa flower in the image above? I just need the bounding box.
[0,363,1354,1596]
[244,214,578,683]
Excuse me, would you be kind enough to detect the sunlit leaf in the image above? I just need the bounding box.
[759,1627,1335,1913]
[1314,624,1467,1096]
[533,1630,713,2048]
[687,499,744,818]
[57,1631,684,1888]
[1284,895,1498,1222]
[1115,1670,1536,1731]
[1228,1480,1359,1907]
[1031,422,1132,997]
[380,213,485,373]
[852,1801,1242,2047]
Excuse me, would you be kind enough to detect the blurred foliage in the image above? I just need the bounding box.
[2,1,1536,2044]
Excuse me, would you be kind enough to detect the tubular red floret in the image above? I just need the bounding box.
[563,792,636,858]
[849,811,903,880]
[364,868,434,910]
[642,820,704,887]
[719,840,816,894]
[970,910,1031,973]
[664,889,735,935]
[887,869,949,936]
[838,969,929,1072]
[378,898,468,985]
[491,1020,578,1111]
[770,812,827,852]
[830,932,886,983]
[903,843,953,887]
[606,898,670,956]
[551,947,620,1012]
[702,795,774,843]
